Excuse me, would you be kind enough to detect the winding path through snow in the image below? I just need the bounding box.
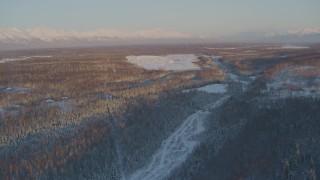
[128,96,230,180]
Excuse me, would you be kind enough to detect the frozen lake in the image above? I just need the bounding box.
[126,54,201,71]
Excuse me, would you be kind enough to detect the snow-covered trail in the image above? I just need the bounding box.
[128,96,230,180]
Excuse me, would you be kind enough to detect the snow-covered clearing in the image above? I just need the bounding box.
[262,67,320,98]
[268,45,309,49]
[263,81,320,99]
[128,96,230,180]
[0,55,52,63]
[126,54,201,71]
[183,84,228,94]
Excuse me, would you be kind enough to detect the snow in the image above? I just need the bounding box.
[212,56,223,59]
[129,96,230,180]
[281,45,309,49]
[279,55,289,58]
[56,99,75,111]
[249,76,257,80]
[46,99,55,103]
[46,98,75,110]
[262,67,320,98]
[228,73,249,91]
[228,74,249,84]
[263,81,320,99]
[184,84,228,93]
[0,86,30,93]
[268,45,309,49]
[0,56,52,63]
[267,28,320,37]
[204,47,237,50]
[5,87,14,91]
[126,54,201,71]
[211,55,249,92]
[0,57,30,63]
[287,28,320,35]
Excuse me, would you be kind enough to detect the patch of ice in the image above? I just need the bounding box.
[126,54,201,71]
[184,84,228,94]
[128,96,230,180]
[0,56,52,63]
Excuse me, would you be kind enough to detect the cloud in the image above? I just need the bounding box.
[0,27,192,44]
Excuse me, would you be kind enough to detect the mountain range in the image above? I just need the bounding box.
[0,27,319,50]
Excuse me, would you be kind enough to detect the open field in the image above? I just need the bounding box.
[0,43,319,179]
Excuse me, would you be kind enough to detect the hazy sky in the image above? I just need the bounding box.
[1,0,320,36]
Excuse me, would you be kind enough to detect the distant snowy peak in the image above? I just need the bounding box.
[266,27,320,37]
[287,28,320,35]
[0,27,191,44]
